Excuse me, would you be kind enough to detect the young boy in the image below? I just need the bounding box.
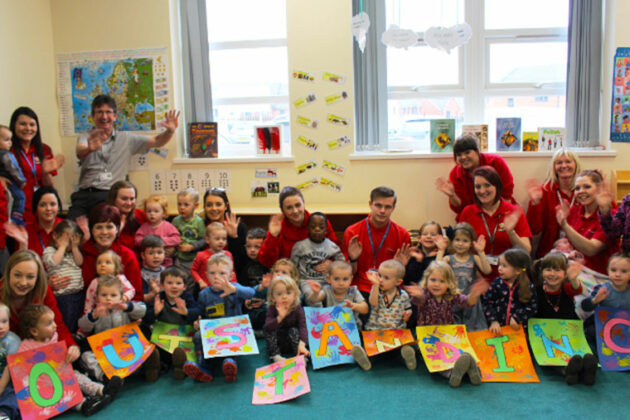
[183,253,255,383]
[238,228,270,331]
[290,212,345,306]
[0,125,26,225]
[140,235,166,304]
[307,260,368,329]
[191,222,237,288]
[172,188,206,293]
[351,259,415,371]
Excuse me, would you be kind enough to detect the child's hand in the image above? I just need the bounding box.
[93,304,109,319]
[109,301,128,312]
[366,270,380,287]
[70,233,81,248]
[473,235,486,254]
[297,340,310,357]
[347,235,363,261]
[150,278,161,294]
[122,294,130,303]
[434,236,448,252]
[47,274,71,292]
[218,278,236,297]
[435,177,455,198]
[199,281,208,290]
[313,260,331,274]
[165,246,176,257]
[172,297,188,315]
[469,280,490,297]
[193,316,201,331]
[403,309,412,323]
[307,280,322,295]
[154,295,164,315]
[58,232,70,249]
[276,303,290,322]
[223,212,241,238]
[261,273,272,289]
[408,246,424,263]
[489,321,501,335]
[394,243,411,266]
[65,345,80,364]
[404,284,424,298]
[268,214,283,237]
[567,260,583,282]
[509,317,520,330]
[593,286,610,304]
[525,179,543,205]
[179,243,194,253]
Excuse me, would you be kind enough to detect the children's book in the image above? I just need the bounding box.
[537,127,565,152]
[430,119,455,153]
[522,131,539,151]
[496,118,521,151]
[188,122,218,158]
[461,124,488,152]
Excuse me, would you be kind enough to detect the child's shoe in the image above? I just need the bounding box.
[271,355,286,363]
[102,375,123,399]
[351,345,372,371]
[400,345,417,370]
[449,352,472,388]
[144,348,160,382]
[581,353,598,386]
[172,347,187,380]
[81,394,113,417]
[183,361,213,382]
[222,358,238,383]
[565,354,583,385]
[467,358,482,385]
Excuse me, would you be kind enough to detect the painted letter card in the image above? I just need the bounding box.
[361,329,415,357]
[200,315,259,358]
[252,355,310,405]
[595,307,630,371]
[304,306,361,369]
[527,318,591,366]
[150,321,196,362]
[416,325,478,372]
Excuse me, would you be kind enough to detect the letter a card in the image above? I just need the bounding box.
[151,321,196,362]
[527,318,591,366]
[595,307,630,371]
[87,322,155,378]
[468,326,539,382]
[304,306,361,369]
[200,315,259,358]
[416,325,478,372]
[361,329,415,357]
[252,356,310,405]
[8,341,83,420]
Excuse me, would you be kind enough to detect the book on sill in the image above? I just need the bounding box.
[496,118,521,152]
[538,127,565,152]
[522,131,539,152]
[461,124,488,152]
[430,119,455,153]
[188,122,218,158]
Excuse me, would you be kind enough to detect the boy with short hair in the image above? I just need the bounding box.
[191,223,237,288]
[140,235,166,304]
[172,188,206,293]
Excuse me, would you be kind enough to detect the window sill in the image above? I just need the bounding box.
[349,149,617,161]
[172,155,295,164]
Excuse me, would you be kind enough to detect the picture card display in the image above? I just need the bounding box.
[594,307,630,371]
[200,315,259,358]
[304,306,361,369]
[527,318,592,366]
[150,322,196,362]
[361,329,415,357]
[252,356,310,405]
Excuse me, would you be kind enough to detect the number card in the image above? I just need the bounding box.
[595,307,630,371]
[197,169,215,191]
[181,169,198,191]
[416,325,478,372]
[166,169,182,193]
[304,306,361,369]
[150,322,196,362]
[468,326,539,382]
[87,323,155,379]
[361,329,415,357]
[200,315,259,358]
[527,318,592,366]
[8,342,83,420]
[216,168,231,192]
[150,170,166,194]
[252,356,310,405]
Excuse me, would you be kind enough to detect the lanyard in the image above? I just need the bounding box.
[20,150,37,181]
[38,231,45,253]
[366,218,391,268]
[480,212,500,255]
[556,189,576,208]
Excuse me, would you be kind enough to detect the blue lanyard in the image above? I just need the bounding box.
[38,231,45,253]
[366,218,391,268]
[20,150,37,180]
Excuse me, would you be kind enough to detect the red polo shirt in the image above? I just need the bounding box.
[26,217,63,256]
[14,143,56,224]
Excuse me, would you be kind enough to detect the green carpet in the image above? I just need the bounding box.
[59,339,630,419]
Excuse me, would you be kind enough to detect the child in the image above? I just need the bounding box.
[134,194,181,267]
[581,252,630,312]
[405,261,487,387]
[599,189,629,253]
[191,222,236,288]
[0,303,20,420]
[184,253,254,383]
[236,227,268,288]
[83,250,135,314]
[307,260,368,329]
[78,275,155,382]
[291,212,345,306]
[172,188,206,292]
[263,276,310,362]
[139,235,165,304]
[404,221,444,284]
[144,266,201,380]
[482,248,537,334]
[41,220,85,332]
[0,125,25,225]
[436,222,491,331]
[352,259,415,371]
[18,304,122,416]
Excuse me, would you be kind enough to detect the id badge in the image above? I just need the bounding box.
[101,172,113,182]
[487,255,499,266]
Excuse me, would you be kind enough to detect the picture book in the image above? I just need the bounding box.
[522,131,539,151]
[461,124,488,152]
[496,118,521,151]
[537,127,565,152]
[188,122,218,158]
[430,119,455,153]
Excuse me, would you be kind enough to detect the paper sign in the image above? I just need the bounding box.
[361,329,415,357]
[297,178,319,191]
[87,323,155,379]
[468,326,539,382]
[150,322,196,362]
[595,307,630,371]
[322,71,346,84]
[327,113,350,126]
[296,160,317,175]
[424,23,472,54]
[325,91,349,105]
[296,115,318,129]
[320,177,342,192]
[294,93,317,108]
[304,306,361,369]
[200,315,259,358]
[255,168,278,178]
[292,69,315,82]
[381,25,419,49]
[252,356,310,405]
[322,160,345,176]
[351,12,370,53]
[297,135,319,151]
[416,325,478,372]
[8,342,83,420]
[328,136,352,150]
[528,318,592,366]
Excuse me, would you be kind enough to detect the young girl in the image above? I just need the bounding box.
[41,220,84,332]
[437,222,491,331]
[18,304,122,416]
[482,248,537,335]
[404,221,444,285]
[134,194,181,267]
[263,276,310,363]
[191,222,237,288]
[83,250,136,315]
[405,261,487,387]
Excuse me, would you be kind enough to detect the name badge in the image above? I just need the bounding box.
[101,172,113,181]
[487,255,499,266]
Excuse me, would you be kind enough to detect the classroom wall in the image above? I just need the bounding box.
[3,0,629,230]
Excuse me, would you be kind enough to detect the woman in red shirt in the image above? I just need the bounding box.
[107,180,147,252]
[25,186,63,256]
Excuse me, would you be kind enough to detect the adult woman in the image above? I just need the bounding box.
[556,170,619,275]
[258,186,338,267]
[526,148,582,258]
[107,180,147,251]
[81,204,143,301]
[25,186,63,256]
[459,166,531,278]
[436,135,515,220]
[9,107,63,224]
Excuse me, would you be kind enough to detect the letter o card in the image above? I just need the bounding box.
[595,307,630,371]
[200,315,259,358]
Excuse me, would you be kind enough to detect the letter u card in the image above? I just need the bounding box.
[252,356,310,405]
[361,329,415,357]
[304,306,361,369]
[416,325,478,372]
[8,342,83,420]
[527,318,591,366]
[595,307,630,371]
[200,315,259,358]
[87,323,155,379]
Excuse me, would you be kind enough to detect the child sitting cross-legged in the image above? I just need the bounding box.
[18,304,122,417]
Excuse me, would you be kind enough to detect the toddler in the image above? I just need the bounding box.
[581,252,630,312]
[404,221,444,285]
[140,235,165,304]
[83,250,135,314]
[134,194,181,267]
[191,222,236,288]
[0,125,25,225]
[172,188,206,292]
[0,303,20,420]
[240,228,270,331]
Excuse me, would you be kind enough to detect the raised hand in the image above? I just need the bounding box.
[502,210,520,233]
[404,284,424,298]
[403,309,412,323]
[473,235,486,254]
[172,297,188,315]
[469,280,490,298]
[366,270,380,287]
[489,321,501,335]
[153,294,164,315]
[4,222,27,247]
[307,280,322,295]
[150,278,161,294]
[347,235,363,261]
[434,236,448,252]
[435,177,456,198]
[525,179,543,205]
[179,243,194,253]
[159,110,181,133]
[223,212,241,238]
[592,286,610,304]
[343,299,358,311]
[57,232,70,249]
[109,301,129,312]
[595,179,614,215]
[268,213,283,237]
[276,302,290,321]
[408,246,424,263]
[193,316,201,331]
[567,260,583,282]
[218,278,236,298]
[555,200,570,226]
[75,216,90,242]
[394,243,411,266]
[43,154,65,174]
[313,260,331,274]
[87,128,108,152]
[70,232,81,249]
[66,345,80,364]
[93,303,109,319]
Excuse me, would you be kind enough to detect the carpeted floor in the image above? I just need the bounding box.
[61,339,630,419]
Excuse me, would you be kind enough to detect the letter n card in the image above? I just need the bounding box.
[416,325,478,372]
[150,321,196,362]
[252,356,310,405]
[595,307,630,371]
[361,329,415,357]
[304,306,361,369]
[527,318,591,366]
[200,315,259,358]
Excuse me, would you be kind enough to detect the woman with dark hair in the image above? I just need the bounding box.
[25,186,63,256]
[258,186,338,267]
[9,107,64,224]
[107,180,147,251]
[436,135,515,220]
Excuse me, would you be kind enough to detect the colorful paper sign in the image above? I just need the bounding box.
[296,160,317,175]
[292,69,315,82]
[304,306,361,369]
[252,356,310,405]
[468,326,539,382]
[200,315,259,358]
[150,321,196,362]
[87,322,155,379]
[322,71,346,84]
[297,177,319,191]
[325,91,349,105]
[8,342,83,420]
[528,318,592,366]
[595,307,630,371]
[416,325,478,372]
[294,93,317,108]
[327,113,350,126]
[296,115,318,129]
[322,160,345,176]
[328,136,351,150]
[320,177,342,192]
[361,329,415,357]
[297,135,319,151]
